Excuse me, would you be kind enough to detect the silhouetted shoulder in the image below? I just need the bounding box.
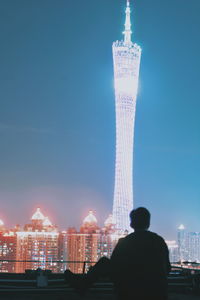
[146,231,166,242]
[148,231,169,249]
[118,230,165,243]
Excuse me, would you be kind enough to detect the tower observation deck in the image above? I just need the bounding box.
[112,0,141,232]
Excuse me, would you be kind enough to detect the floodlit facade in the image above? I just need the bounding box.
[67,211,100,273]
[187,232,200,262]
[177,225,200,262]
[112,0,141,231]
[0,220,17,273]
[165,240,179,263]
[100,214,119,258]
[15,208,59,273]
[67,211,117,273]
[177,224,188,261]
[58,231,68,272]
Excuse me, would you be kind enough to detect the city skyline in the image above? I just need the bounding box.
[0,206,198,238]
[0,206,200,275]
[1,206,200,265]
[0,0,200,240]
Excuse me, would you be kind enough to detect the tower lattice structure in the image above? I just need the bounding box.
[112,0,141,232]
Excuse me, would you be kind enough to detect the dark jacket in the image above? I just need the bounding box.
[110,230,171,299]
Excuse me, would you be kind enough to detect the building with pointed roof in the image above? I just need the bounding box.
[31,207,45,221]
[67,211,118,273]
[16,208,59,273]
[83,210,97,225]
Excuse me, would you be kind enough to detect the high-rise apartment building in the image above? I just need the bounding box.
[0,210,118,274]
[0,220,17,273]
[67,211,100,273]
[187,232,200,262]
[165,240,179,263]
[67,227,84,273]
[100,214,119,258]
[67,211,117,273]
[16,208,59,273]
[112,0,141,232]
[177,224,188,261]
[58,230,68,272]
[177,225,200,262]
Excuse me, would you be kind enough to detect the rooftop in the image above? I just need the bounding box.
[83,211,97,224]
[31,208,45,221]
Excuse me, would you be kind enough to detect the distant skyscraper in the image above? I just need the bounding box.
[165,240,179,263]
[187,232,200,262]
[112,0,141,231]
[177,224,188,261]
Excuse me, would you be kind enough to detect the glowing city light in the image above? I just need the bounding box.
[104,214,115,227]
[15,208,59,273]
[178,224,185,230]
[31,207,45,220]
[83,210,97,224]
[16,232,58,237]
[43,216,52,226]
[112,0,141,232]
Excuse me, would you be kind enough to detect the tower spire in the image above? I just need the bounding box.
[123,0,132,45]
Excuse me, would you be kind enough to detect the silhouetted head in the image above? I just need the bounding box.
[130,207,150,230]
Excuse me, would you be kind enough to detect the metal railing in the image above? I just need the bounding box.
[0,260,200,274]
[0,260,199,296]
[0,259,97,274]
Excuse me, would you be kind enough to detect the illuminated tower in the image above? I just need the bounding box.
[112,0,141,231]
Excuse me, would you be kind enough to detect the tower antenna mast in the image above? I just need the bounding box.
[123,0,132,44]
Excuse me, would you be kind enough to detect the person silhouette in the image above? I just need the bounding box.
[65,207,171,300]
[110,207,171,299]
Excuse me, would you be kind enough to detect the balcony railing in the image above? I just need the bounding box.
[1,260,200,273]
[0,261,199,299]
[0,259,98,274]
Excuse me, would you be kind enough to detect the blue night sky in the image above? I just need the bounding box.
[0,0,200,240]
